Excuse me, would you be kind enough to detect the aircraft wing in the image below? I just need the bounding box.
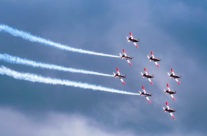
[166,102,170,109]
[171,94,176,101]
[171,68,175,75]
[142,86,146,93]
[148,78,153,85]
[116,68,120,75]
[123,49,127,56]
[146,96,151,104]
[120,78,126,85]
[129,32,133,39]
[175,78,181,85]
[151,51,155,58]
[170,112,175,119]
[144,68,149,75]
[133,42,139,48]
[155,62,160,68]
[127,59,132,66]
[166,84,171,91]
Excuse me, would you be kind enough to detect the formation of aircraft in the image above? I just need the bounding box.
[168,68,181,85]
[163,102,176,119]
[126,32,140,48]
[114,32,182,120]
[119,49,133,66]
[141,68,154,85]
[139,86,152,104]
[164,83,176,101]
[113,67,126,85]
[147,51,160,68]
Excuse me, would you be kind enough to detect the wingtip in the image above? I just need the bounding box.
[172,115,175,120]
[151,51,154,55]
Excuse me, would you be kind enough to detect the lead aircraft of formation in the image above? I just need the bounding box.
[126,32,140,48]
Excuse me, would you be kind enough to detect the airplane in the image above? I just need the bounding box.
[138,85,152,104]
[147,51,160,68]
[113,67,126,85]
[164,83,176,101]
[141,68,154,85]
[126,32,140,48]
[163,101,176,120]
[168,68,181,85]
[119,49,133,66]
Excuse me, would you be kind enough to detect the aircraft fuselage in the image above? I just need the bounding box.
[122,55,133,60]
[141,92,152,96]
[143,74,154,78]
[166,90,176,94]
[129,37,139,43]
[170,74,181,79]
[165,108,175,113]
[150,57,160,62]
[114,74,126,79]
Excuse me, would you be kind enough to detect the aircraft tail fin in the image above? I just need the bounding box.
[126,36,130,42]
[113,72,116,77]
[147,55,151,61]
[167,72,171,77]
[119,53,123,58]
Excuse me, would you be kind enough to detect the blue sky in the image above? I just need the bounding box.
[0,0,207,135]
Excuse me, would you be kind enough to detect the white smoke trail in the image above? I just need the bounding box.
[0,24,119,58]
[0,66,139,96]
[0,53,113,77]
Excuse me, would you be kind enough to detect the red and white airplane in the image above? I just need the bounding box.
[139,85,152,104]
[147,51,160,68]
[163,102,176,120]
[168,68,181,85]
[119,49,133,66]
[126,32,140,48]
[164,83,176,101]
[113,67,126,85]
[141,68,154,85]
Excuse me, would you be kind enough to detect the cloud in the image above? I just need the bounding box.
[0,107,136,136]
[0,107,206,136]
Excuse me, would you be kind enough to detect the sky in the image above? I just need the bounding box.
[0,0,207,136]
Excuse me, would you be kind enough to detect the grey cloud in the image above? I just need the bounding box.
[0,107,136,136]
